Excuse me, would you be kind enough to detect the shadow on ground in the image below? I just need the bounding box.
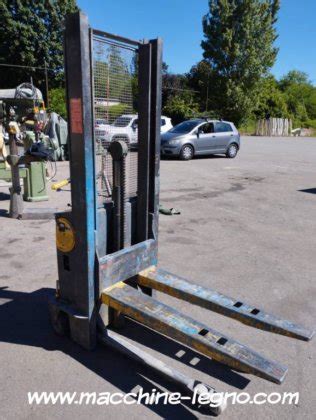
[0,192,10,201]
[0,286,250,418]
[299,188,316,195]
[161,155,226,161]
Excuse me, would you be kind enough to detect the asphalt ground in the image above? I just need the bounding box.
[0,136,315,419]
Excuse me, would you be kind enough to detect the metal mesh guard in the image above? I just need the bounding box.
[92,32,139,205]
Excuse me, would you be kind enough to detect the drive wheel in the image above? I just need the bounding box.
[180,144,194,160]
[226,143,238,158]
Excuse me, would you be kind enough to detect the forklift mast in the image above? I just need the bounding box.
[49,12,313,391]
[50,11,161,349]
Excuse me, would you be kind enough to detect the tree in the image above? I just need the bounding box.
[278,70,316,126]
[0,0,78,92]
[163,93,199,125]
[162,62,191,109]
[201,0,280,125]
[93,44,135,121]
[48,87,67,119]
[187,60,214,112]
[278,70,310,89]
[253,75,288,119]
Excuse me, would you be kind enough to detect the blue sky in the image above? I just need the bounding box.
[77,0,316,83]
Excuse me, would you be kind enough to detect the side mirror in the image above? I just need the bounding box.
[194,129,199,137]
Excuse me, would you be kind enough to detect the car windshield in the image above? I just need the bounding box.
[113,117,132,127]
[169,120,199,134]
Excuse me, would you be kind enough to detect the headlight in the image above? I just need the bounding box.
[168,139,180,146]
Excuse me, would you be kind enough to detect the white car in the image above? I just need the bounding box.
[96,114,173,144]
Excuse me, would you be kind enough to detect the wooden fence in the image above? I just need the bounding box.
[256,118,292,136]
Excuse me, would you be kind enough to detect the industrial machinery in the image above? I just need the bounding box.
[0,101,9,169]
[0,82,46,127]
[0,84,69,208]
[43,112,69,161]
[0,110,49,210]
[0,85,49,208]
[49,12,313,413]
[0,84,68,161]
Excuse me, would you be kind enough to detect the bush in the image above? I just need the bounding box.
[304,119,316,129]
[48,88,67,119]
[163,94,199,125]
[238,119,256,135]
[95,103,130,123]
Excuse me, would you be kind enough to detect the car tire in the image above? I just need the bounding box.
[179,144,194,160]
[226,143,238,159]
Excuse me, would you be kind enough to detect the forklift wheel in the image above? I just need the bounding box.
[52,312,70,336]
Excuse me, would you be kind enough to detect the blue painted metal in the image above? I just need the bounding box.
[102,282,288,384]
[138,267,314,341]
[99,239,157,289]
[49,12,97,350]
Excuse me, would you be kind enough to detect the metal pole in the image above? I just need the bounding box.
[44,61,49,108]
[7,108,23,218]
[206,72,210,112]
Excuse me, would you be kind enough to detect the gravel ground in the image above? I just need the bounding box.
[0,136,315,419]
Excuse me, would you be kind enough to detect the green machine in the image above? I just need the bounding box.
[22,130,49,202]
[23,161,48,202]
[0,131,49,203]
[0,157,48,202]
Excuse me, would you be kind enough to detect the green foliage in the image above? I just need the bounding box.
[94,45,133,102]
[278,70,310,89]
[48,87,67,119]
[162,72,190,109]
[93,45,135,120]
[0,0,78,91]
[187,60,213,112]
[201,0,280,125]
[278,70,316,127]
[238,119,256,134]
[95,104,130,122]
[253,75,288,119]
[304,119,316,129]
[163,94,199,125]
[108,104,130,121]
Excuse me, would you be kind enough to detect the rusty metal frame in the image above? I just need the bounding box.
[101,281,287,384]
[138,267,314,342]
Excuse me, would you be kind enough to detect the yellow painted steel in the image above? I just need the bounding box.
[52,178,70,190]
[8,121,20,135]
[101,281,287,383]
[139,266,156,277]
[56,217,75,253]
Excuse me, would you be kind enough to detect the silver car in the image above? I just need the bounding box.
[161,119,240,160]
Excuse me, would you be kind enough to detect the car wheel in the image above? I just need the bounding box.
[180,144,194,160]
[226,143,238,158]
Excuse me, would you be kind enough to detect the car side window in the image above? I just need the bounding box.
[132,119,138,128]
[161,119,166,126]
[215,122,232,133]
[199,123,214,134]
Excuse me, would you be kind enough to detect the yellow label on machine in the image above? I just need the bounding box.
[56,217,75,253]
